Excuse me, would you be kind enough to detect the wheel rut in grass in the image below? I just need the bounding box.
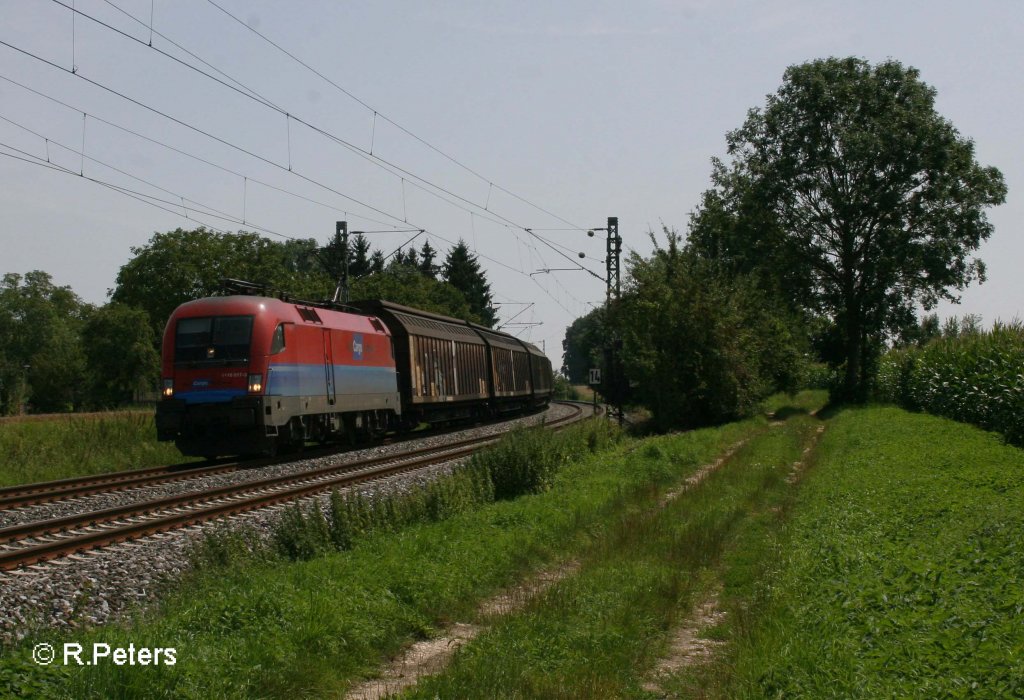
[347,420,798,699]
[345,559,581,700]
[658,436,755,508]
[642,588,727,694]
[345,430,758,698]
[644,416,828,696]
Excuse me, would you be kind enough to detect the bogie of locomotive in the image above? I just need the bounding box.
[156,293,553,457]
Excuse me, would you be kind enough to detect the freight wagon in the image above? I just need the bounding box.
[156,291,552,457]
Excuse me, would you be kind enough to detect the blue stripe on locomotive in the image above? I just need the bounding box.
[266,363,398,397]
[176,389,248,404]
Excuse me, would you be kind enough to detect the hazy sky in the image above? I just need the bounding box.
[2,0,1021,360]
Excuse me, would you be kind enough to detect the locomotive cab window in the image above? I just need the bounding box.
[270,323,287,354]
[175,315,254,367]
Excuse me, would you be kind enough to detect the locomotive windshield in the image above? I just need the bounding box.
[174,315,253,367]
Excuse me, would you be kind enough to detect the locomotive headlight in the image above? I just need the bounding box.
[248,373,263,394]
[162,379,174,398]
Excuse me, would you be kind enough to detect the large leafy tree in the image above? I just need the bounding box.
[0,272,88,413]
[690,57,1006,400]
[561,307,604,384]
[112,228,332,336]
[81,303,160,407]
[442,240,497,327]
[113,228,498,340]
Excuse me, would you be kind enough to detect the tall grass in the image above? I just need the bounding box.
[196,420,624,568]
[0,412,192,487]
[874,320,1024,444]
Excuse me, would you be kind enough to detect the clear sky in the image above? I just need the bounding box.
[1,0,1021,362]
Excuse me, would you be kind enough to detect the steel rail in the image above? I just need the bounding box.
[0,403,584,571]
[0,460,237,510]
[0,406,574,510]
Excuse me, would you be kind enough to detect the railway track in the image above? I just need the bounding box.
[0,406,585,511]
[0,402,587,572]
[0,459,238,510]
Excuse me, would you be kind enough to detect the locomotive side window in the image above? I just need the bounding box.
[270,323,287,354]
[175,315,253,366]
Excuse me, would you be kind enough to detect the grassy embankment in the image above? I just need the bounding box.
[409,394,826,698]
[9,392,1015,698]
[0,412,192,488]
[405,400,1024,698]
[1,393,808,698]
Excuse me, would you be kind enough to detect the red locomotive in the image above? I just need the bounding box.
[156,286,552,457]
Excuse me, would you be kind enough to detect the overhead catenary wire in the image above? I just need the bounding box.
[47,0,604,283]
[0,73,400,231]
[1,116,428,265]
[94,0,596,274]
[2,10,600,321]
[70,0,76,72]
[0,113,246,225]
[73,0,287,112]
[0,140,402,290]
[2,31,596,298]
[0,146,231,233]
[0,39,423,231]
[0,120,582,316]
[41,1,604,309]
[1,119,485,285]
[0,137,296,239]
[203,0,589,234]
[0,149,583,323]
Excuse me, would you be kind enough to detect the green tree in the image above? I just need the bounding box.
[418,240,439,279]
[349,233,373,278]
[350,266,477,321]
[387,247,420,270]
[689,57,1006,400]
[619,231,805,430]
[112,228,333,337]
[318,230,383,290]
[279,238,325,281]
[318,228,349,286]
[896,311,942,348]
[81,303,160,407]
[442,240,497,327]
[369,250,386,274]
[561,307,604,384]
[0,271,88,413]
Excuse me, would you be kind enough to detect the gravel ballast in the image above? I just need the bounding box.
[0,404,580,642]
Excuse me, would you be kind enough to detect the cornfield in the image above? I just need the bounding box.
[875,320,1024,445]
